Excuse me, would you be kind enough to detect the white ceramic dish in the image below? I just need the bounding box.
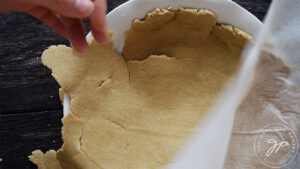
[64,0,262,116]
[63,0,262,168]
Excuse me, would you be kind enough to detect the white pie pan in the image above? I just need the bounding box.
[62,0,262,168]
[64,0,262,115]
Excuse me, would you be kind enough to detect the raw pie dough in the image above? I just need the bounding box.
[29,8,250,169]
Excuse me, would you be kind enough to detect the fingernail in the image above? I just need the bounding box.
[75,0,94,16]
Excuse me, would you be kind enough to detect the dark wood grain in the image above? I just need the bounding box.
[0,0,271,169]
[0,110,63,169]
[0,12,66,114]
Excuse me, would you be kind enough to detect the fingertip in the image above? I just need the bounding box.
[92,28,109,44]
[100,29,109,43]
[76,45,88,53]
[61,17,89,53]
[77,43,89,53]
[71,39,89,53]
[89,0,107,31]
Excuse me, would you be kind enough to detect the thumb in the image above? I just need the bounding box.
[32,0,94,18]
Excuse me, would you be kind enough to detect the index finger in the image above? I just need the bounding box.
[88,0,108,43]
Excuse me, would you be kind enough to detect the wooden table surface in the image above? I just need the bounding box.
[0,0,271,168]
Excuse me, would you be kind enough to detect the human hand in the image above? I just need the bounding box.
[0,0,108,53]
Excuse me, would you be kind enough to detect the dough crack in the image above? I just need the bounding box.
[98,76,112,88]
[108,119,126,130]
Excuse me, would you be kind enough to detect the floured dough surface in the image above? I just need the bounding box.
[30,8,250,169]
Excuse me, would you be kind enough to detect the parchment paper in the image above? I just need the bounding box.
[168,0,300,168]
[225,0,300,168]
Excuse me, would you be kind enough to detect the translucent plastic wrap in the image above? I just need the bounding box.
[169,0,300,168]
